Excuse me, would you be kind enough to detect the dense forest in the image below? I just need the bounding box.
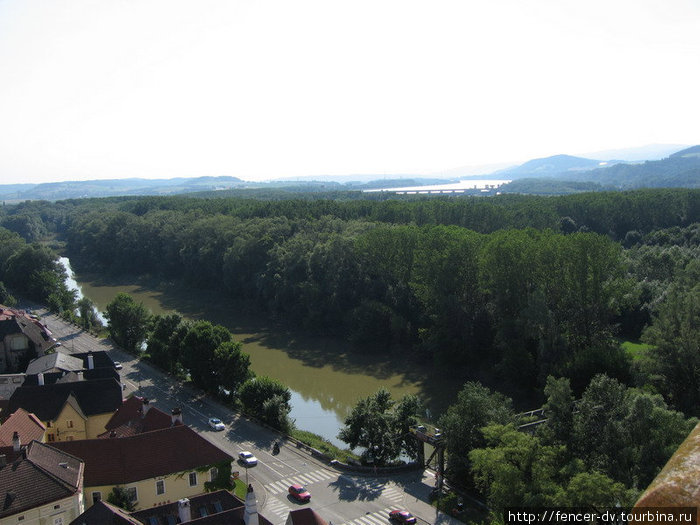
[1,189,698,513]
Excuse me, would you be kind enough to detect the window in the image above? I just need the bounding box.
[212,501,223,513]
[209,467,218,482]
[12,377,22,383]
[92,492,101,505]
[156,479,165,495]
[126,487,138,502]
[47,433,55,442]
[148,517,159,525]
[54,504,60,509]
[66,436,74,441]
[66,420,74,428]
[188,472,197,487]
[0,378,8,384]
[53,517,64,525]
[198,506,208,517]
[47,421,52,428]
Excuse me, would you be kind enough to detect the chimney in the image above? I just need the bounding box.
[142,398,151,417]
[177,498,191,523]
[38,372,44,386]
[76,371,84,381]
[171,408,183,426]
[0,454,6,467]
[87,353,94,370]
[243,484,259,525]
[12,432,20,452]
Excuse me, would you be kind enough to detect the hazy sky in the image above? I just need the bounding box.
[1,0,699,184]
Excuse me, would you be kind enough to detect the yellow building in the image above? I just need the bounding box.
[6,378,123,442]
[52,424,233,511]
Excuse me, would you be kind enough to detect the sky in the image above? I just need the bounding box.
[1,0,699,185]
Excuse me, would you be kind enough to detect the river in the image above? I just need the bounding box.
[59,258,455,448]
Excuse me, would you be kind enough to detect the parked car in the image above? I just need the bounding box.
[238,451,258,466]
[389,510,416,524]
[113,361,123,370]
[288,484,311,503]
[208,417,225,431]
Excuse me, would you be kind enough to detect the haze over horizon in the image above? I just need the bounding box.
[1,1,699,185]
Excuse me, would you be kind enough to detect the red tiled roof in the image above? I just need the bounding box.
[0,408,46,446]
[99,397,173,438]
[52,425,232,486]
[288,508,329,525]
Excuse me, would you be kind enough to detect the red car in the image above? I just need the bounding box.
[389,510,417,524]
[288,484,311,503]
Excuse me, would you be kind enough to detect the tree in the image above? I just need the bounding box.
[239,376,292,431]
[146,314,186,374]
[337,388,400,465]
[642,279,700,416]
[213,340,254,398]
[438,382,514,486]
[337,389,421,465]
[542,376,574,445]
[105,293,151,353]
[469,424,563,511]
[77,296,101,331]
[0,281,16,306]
[107,486,136,512]
[180,321,232,390]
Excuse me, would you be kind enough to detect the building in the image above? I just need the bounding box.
[0,440,84,525]
[0,306,55,374]
[70,487,274,525]
[6,378,123,441]
[52,424,233,511]
[286,508,329,525]
[98,397,174,439]
[0,407,46,446]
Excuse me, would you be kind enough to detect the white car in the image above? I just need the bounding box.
[113,361,123,370]
[238,451,258,466]
[208,418,225,431]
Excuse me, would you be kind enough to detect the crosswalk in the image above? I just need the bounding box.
[263,496,291,522]
[340,507,399,525]
[264,468,337,494]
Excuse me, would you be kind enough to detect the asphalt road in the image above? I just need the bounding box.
[34,308,463,525]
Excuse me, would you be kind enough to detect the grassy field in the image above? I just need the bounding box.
[291,429,360,463]
[621,340,655,361]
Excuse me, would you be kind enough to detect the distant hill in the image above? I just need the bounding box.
[493,154,610,180]
[556,145,700,189]
[0,176,246,201]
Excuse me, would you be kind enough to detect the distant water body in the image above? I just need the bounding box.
[363,179,511,194]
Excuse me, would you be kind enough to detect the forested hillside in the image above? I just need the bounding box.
[2,189,698,509]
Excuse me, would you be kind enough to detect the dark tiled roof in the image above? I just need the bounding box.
[72,351,117,370]
[22,368,120,387]
[7,378,123,421]
[25,352,84,374]
[288,508,330,525]
[131,489,243,524]
[69,500,143,525]
[0,408,46,446]
[51,425,233,486]
[0,441,83,519]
